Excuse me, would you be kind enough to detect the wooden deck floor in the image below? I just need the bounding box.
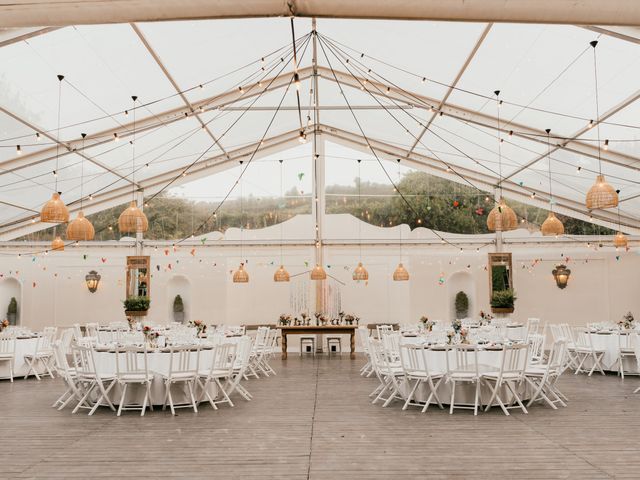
[1,355,639,479]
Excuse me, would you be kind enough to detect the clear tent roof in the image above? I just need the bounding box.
[1,17,640,238]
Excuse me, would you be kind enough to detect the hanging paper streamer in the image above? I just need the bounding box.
[290,275,310,314]
[438,272,445,285]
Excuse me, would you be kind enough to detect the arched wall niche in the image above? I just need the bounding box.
[0,277,22,325]
[166,275,191,324]
[447,271,475,321]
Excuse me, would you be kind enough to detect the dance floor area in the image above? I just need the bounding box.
[1,355,639,479]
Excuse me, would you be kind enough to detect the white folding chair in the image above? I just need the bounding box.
[369,338,403,407]
[227,336,253,401]
[197,343,237,409]
[23,326,57,380]
[0,333,16,382]
[572,328,606,376]
[615,331,638,379]
[527,333,546,365]
[51,340,83,410]
[71,344,117,415]
[446,345,482,415]
[114,345,153,416]
[399,344,445,412]
[526,318,541,338]
[525,339,568,409]
[161,345,200,415]
[482,343,530,415]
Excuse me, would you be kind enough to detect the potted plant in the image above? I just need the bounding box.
[123,296,150,317]
[454,291,469,318]
[173,295,185,323]
[6,297,17,325]
[490,289,516,314]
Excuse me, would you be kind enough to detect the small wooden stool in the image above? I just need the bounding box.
[300,337,315,355]
[327,337,342,355]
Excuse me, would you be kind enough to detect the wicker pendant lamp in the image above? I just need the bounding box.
[67,211,95,241]
[118,201,149,233]
[274,265,290,282]
[41,192,69,223]
[613,206,628,248]
[585,41,618,210]
[67,133,95,241]
[353,262,369,281]
[613,231,628,248]
[487,198,518,232]
[487,91,517,232]
[541,129,564,236]
[274,159,290,282]
[51,235,65,251]
[118,96,148,233]
[310,264,327,280]
[352,159,369,281]
[41,75,69,224]
[233,263,249,283]
[541,212,564,236]
[586,175,618,210]
[393,262,410,281]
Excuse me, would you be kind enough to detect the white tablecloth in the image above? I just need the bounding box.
[586,332,639,372]
[0,337,46,379]
[93,347,216,406]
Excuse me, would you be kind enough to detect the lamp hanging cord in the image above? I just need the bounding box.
[131,95,138,198]
[55,74,64,193]
[80,132,86,209]
[591,40,603,175]
[546,128,553,211]
[495,90,502,199]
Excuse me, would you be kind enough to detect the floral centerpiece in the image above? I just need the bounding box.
[189,319,207,336]
[420,316,435,332]
[618,312,635,330]
[300,312,309,326]
[319,314,328,326]
[142,325,159,347]
[279,314,292,326]
[451,318,462,333]
[459,327,469,344]
[0,319,8,332]
[479,310,493,326]
[446,330,456,345]
[314,312,322,326]
[344,314,355,325]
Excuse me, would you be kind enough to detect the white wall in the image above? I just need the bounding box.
[0,215,637,330]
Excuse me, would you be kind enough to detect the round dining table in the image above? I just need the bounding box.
[0,335,46,379]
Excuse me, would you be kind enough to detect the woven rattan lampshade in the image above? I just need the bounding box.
[614,231,628,248]
[586,174,618,210]
[66,211,95,241]
[310,264,327,280]
[393,262,410,281]
[232,263,249,283]
[51,236,65,251]
[352,262,369,281]
[541,211,564,236]
[118,201,148,233]
[41,192,69,223]
[273,265,290,282]
[486,198,518,232]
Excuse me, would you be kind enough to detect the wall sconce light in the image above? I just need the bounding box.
[552,264,571,289]
[85,270,101,293]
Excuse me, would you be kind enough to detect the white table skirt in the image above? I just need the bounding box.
[399,340,530,406]
[586,332,639,371]
[0,337,46,379]
[93,349,217,406]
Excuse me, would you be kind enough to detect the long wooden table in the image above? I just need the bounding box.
[279,325,358,360]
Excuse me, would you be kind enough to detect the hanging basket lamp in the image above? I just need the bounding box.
[41,192,69,223]
[310,264,327,280]
[486,198,517,232]
[233,263,249,283]
[393,262,410,281]
[51,235,65,251]
[273,265,290,282]
[613,231,628,248]
[118,201,148,233]
[586,174,618,210]
[540,211,564,236]
[352,262,369,281]
[66,211,95,241]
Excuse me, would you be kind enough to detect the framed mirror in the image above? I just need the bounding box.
[488,253,513,312]
[126,255,150,299]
